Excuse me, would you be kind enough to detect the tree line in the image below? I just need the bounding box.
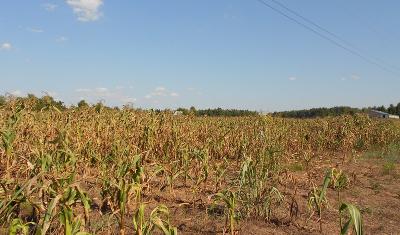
[176,107,258,117]
[272,106,361,118]
[0,95,258,117]
[1,94,399,118]
[371,103,400,116]
[0,94,66,111]
[273,103,400,118]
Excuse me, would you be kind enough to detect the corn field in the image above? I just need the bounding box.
[1,99,400,234]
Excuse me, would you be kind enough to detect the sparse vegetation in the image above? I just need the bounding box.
[1,97,400,234]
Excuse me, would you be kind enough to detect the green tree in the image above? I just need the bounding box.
[396,103,400,116]
[0,95,5,107]
[388,104,396,115]
[77,100,89,108]
[189,106,197,115]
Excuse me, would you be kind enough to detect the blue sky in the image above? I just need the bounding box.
[0,0,399,111]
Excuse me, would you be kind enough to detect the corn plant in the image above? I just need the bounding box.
[329,168,349,203]
[59,206,90,235]
[1,99,399,234]
[307,169,332,232]
[0,174,41,226]
[36,184,91,235]
[1,105,23,177]
[156,161,183,192]
[238,156,284,220]
[213,160,227,192]
[179,149,191,186]
[100,155,144,234]
[193,149,209,184]
[339,203,363,235]
[133,204,178,235]
[8,218,33,235]
[212,190,237,235]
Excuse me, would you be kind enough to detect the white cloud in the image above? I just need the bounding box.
[341,74,361,81]
[75,87,136,105]
[66,0,104,22]
[145,87,179,99]
[75,88,91,92]
[94,87,108,93]
[56,36,68,42]
[10,90,22,96]
[43,3,58,11]
[27,28,44,33]
[0,42,12,50]
[121,97,137,103]
[288,76,297,81]
[155,87,166,92]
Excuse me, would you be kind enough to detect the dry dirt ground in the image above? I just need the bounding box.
[88,151,400,235]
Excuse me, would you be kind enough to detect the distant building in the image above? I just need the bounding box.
[174,111,183,116]
[368,110,399,119]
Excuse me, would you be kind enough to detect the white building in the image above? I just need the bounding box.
[368,110,399,119]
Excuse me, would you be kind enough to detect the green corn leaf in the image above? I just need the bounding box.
[41,194,62,235]
[339,203,363,235]
[9,218,29,235]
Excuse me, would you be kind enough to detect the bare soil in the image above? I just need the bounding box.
[89,152,400,235]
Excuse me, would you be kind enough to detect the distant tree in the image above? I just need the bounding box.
[0,95,6,107]
[376,105,387,112]
[388,104,396,115]
[122,102,134,110]
[18,94,66,111]
[272,106,362,118]
[78,100,89,108]
[189,106,197,114]
[396,103,400,115]
[175,107,257,117]
[195,108,258,117]
[94,102,104,113]
[177,107,190,115]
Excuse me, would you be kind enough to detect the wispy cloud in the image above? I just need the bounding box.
[0,42,12,51]
[42,3,58,12]
[75,88,91,93]
[66,0,104,22]
[288,76,297,81]
[7,90,60,99]
[10,90,22,96]
[121,97,137,103]
[27,27,44,33]
[155,87,166,92]
[341,74,361,81]
[94,87,108,93]
[56,36,68,42]
[75,87,136,104]
[145,87,179,99]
